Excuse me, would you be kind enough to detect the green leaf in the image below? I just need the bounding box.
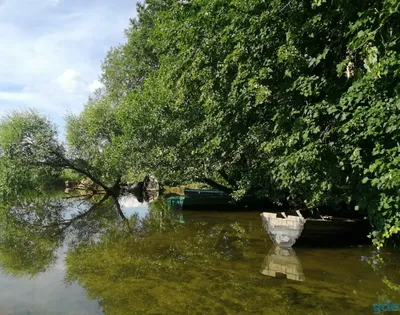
[361,177,369,184]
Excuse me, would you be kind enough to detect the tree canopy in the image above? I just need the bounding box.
[115,0,400,246]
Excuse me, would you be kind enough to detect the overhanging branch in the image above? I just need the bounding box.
[197,177,233,194]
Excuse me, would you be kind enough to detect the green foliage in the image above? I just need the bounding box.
[65,214,256,314]
[109,0,399,246]
[66,95,129,185]
[0,194,119,278]
[60,169,82,182]
[0,110,64,200]
[0,104,129,197]
[100,1,170,101]
[0,198,67,277]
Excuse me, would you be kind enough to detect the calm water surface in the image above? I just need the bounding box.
[0,194,399,315]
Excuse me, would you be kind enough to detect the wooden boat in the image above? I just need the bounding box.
[261,211,370,247]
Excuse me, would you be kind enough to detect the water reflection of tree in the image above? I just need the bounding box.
[0,194,278,314]
[0,195,185,280]
[0,194,117,277]
[82,201,398,315]
[63,199,274,315]
[6,194,395,314]
[361,251,400,301]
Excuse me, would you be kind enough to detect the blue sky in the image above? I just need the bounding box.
[0,0,138,134]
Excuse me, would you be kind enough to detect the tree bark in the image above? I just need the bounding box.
[40,150,112,193]
[111,195,129,225]
[218,170,238,190]
[198,177,233,194]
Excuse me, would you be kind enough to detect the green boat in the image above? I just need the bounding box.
[184,189,227,198]
[167,189,273,211]
[167,191,233,210]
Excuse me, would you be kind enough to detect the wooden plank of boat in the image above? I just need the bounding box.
[295,216,370,246]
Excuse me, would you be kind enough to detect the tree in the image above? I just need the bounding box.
[0,107,127,197]
[114,0,400,245]
[65,95,128,188]
[0,110,66,200]
[0,1,168,199]
[100,0,172,101]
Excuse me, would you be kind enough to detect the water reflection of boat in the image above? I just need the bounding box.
[161,197,184,223]
[167,209,184,223]
[261,211,370,247]
[261,246,305,281]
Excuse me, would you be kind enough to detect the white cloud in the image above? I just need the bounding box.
[88,80,105,93]
[57,71,105,95]
[119,195,144,209]
[57,69,85,94]
[0,91,36,102]
[49,0,61,6]
[0,0,137,126]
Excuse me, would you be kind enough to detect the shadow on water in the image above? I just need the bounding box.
[0,193,398,314]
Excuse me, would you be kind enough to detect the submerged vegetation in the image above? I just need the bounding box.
[0,194,398,314]
[0,0,399,247]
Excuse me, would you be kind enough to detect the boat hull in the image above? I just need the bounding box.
[296,218,370,246]
[168,190,274,211]
[261,212,370,247]
[184,189,227,198]
[261,213,305,247]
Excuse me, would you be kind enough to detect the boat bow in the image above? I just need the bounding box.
[261,212,306,247]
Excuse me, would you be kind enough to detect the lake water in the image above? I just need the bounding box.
[0,194,399,315]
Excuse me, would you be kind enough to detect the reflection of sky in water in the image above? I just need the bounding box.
[118,195,149,219]
[62,197,93,220]
[0,195,146,315]
[0,247,102,315]
[0,196,149,315]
